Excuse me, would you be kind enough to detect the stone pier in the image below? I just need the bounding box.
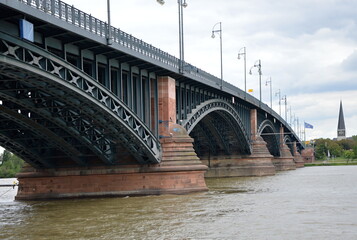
[272,127,296,171]
[204,109,276,177]
[292,141,305,168]
[15,76,208,200]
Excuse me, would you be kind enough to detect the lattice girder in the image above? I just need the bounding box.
[0,32,161,167]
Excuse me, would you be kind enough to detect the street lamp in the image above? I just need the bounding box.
[249,59,262,106]
[265,77,272,109]
[107,0,113,45]
[238,47,246,99]
[282,95,287,121]
[157,0,188,73]
[275,89,281,116]
[211,22,223,89]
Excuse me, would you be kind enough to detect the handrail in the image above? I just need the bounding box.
[14,0,302,146]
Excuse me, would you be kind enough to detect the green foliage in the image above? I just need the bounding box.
[0,150,24,178]
[313,136,357,160]
[344,149,355,160]
[353,145,357,159]
[314,138,343,159]
[338,139,356,150]
[315,143,326,160]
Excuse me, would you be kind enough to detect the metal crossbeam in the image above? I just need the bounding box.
[0,32,161,167]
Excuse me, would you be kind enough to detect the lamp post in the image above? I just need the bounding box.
[249,59,262,106]
[107,0,113,45]
[238,47,246,99]
[265,77,272,109]
[211,22,223,89]
[296,117,300,138]
[282,95,287,122]
[275,89,281,116]
[157,0,187,73]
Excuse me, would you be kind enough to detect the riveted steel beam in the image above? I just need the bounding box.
[0,32,161,167]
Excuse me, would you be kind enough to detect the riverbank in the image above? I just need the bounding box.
[305,160,357,167]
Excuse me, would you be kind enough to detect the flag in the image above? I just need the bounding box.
[248,89,254,93]
[304,122,313,129]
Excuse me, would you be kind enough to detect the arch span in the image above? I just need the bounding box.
[258,119,280,157]
[181,99,251,155]
[0,32,161,168]
[283,135,294,155]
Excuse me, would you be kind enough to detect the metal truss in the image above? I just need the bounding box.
[181,99,251,155]
[0,32,161,167]
[191,121,218,156]
[204,114,231,155]
[258,119,280,157]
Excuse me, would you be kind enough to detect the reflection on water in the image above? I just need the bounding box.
[1,166,357,240]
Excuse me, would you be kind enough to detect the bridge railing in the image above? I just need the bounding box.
[17,0,230,94]
[19,0,180,69]
[16,0,302,146]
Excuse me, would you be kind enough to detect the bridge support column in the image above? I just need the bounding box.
[204,109,275,177]
[241,109,276,176]
[15,76,207,200]
[292,141,305,168]
[272,127,296,171]
[156,76,208,190]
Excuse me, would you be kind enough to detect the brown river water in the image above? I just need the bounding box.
[1,166,357,240]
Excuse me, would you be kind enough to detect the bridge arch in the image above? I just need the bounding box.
[283,135,294,155]
[181,99,251,156]
[0,32,161,167]
[258,119,280,157]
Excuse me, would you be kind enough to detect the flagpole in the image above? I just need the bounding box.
[304,121,306,147]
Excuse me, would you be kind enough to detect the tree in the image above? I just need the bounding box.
[344,149,355,162]
[0,150,24,178]
[315,144,326,160]
[338,139,356,150]
[353,145,357,159]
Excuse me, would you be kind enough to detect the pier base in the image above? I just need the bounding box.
[273,143,296,171]
[203,136,276,177]
[15,124,208,200]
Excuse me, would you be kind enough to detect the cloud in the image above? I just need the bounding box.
[64,0,357,140]
[341,50,357,72]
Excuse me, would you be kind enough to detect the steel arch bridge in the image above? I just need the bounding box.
[0,0,304,170]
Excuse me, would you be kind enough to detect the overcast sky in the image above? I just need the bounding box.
[72,0,357,140]
[2,0,356,155]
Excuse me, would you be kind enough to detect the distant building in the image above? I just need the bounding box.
[337,100,346,140]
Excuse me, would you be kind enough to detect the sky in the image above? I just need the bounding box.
[69,0,357,141]
[1,0,357,156]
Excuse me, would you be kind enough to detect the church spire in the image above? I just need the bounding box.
[337,100,346,140]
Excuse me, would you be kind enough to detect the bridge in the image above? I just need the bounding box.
[0,0,306,200]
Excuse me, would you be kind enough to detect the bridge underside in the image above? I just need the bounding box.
[0,65,146,168]
[0,0,305,200]
[190,111,250,158]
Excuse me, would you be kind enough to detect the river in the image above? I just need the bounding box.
[1,166,357,240]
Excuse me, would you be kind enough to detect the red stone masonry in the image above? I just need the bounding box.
[16,75,208,200]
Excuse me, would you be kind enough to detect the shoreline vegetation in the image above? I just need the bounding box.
[305,157,357,167]
[0,150,24,178]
